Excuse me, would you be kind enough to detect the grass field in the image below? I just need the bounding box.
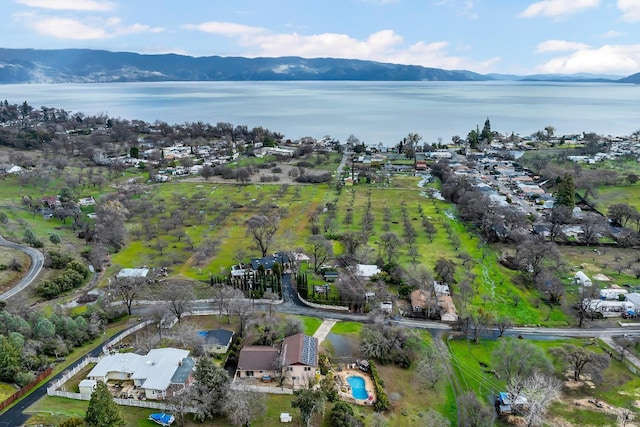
[594,184,640,212]
[0,382,16,402]
[0,247,30,294]
[448,336,640,426]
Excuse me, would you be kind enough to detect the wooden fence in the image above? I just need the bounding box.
[0,367,53,411]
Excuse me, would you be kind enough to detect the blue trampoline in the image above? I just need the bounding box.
[148,413,175,426]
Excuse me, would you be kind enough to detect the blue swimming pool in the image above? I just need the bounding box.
[347,376,368,400]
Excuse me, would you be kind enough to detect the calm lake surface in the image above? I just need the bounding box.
[1,81,638,145]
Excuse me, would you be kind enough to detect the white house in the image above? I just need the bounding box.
[86,348,194,400]
[355,264,381,279]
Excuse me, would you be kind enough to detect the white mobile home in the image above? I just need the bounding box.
[585,299,635,318]
[599,288,628,300]
[574,271,592,287]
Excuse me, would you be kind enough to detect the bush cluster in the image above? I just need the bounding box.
[36,260,89,299]
[295,172,332,183]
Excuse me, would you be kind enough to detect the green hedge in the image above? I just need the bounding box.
[369,360,390,412]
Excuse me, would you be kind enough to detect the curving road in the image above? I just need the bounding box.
[0,235,44,300]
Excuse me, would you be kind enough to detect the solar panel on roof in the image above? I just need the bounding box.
[301,335,316,365]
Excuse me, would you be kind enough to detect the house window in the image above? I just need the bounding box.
[246,371,254,377]
[286,367,293,372]
[304,367,311,371]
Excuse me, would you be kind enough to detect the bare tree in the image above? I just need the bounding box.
[575,285,601,328]
[229,297,253,332]
[580,215,607,247]
[94,199,128,251]
[495,316,514,337]
[515,238,559,280]
[360,318,420,367]
[246,214,280,257]
[379,232,402,265]
[550,344,610,383]
[307,235,333,273]
[113,276,145,315]
[470,307,493,343]
[534,270,565,304]
[458,391,495,427]
[161,281,195,326]
[434,258,456,284]
[147,302,169,339]
[223,387,266,426]
[213,285,243,323]
[492,338,553,384]
[507,372,562,427]
[412,344,444,390]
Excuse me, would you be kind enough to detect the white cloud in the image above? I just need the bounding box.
[618,0,640,22]
[536,40,590,53]
[435,0,478,19]
[537,44,640,74]
[183,22,266,37]
[518,0,599,18]
[598,30,623,39]
[15,0,114,11]
[186,23,498,72]
[19,15,162,40]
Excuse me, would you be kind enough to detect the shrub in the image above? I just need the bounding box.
[36,267,87,299]
[295,172,332,183]
[59,417,85,427]
[369,360,390,412]
[15,371,36,388]
[48,251,73,269]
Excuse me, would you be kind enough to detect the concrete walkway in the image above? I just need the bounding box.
[313,319,338,345]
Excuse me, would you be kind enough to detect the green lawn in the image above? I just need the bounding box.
[300,316,323,335]
[0,382,16,402]
[329,321,362,335]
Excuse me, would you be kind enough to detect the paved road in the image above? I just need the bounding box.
[0,235,44,300]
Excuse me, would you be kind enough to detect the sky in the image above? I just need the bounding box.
[3,0,640,76]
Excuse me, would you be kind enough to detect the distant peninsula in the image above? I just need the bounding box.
[0,48,636,84]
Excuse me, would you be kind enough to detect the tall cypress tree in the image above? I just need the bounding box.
[481,117,493,143]
[555,173,576,209]
[85,381,124,427]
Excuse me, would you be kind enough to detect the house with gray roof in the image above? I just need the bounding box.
[86,347,194,400]
[200,329,234,354]
[235,333,318,389]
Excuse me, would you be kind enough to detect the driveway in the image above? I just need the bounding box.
[0,235,45,300]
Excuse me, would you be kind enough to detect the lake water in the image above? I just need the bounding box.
[1,81,638,145]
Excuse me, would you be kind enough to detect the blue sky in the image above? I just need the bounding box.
[4,0,640,76]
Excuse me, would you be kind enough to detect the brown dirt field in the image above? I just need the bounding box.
[0,247,31,294]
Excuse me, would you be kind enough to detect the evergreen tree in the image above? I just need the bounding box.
[555,173,576,208]
[467,128,479,149]
[480,117,492,143]
[0,335,20,382]
[85,381,125,427]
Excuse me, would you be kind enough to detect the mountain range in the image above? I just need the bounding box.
[0,48,637,84]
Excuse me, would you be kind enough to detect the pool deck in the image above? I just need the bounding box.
[335,368,377,406]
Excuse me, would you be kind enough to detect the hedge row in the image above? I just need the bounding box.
[369,360,390,412]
